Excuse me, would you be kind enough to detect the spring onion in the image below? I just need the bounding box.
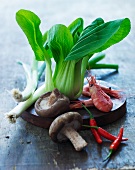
[11,58,38,102]
[87,52,119,70]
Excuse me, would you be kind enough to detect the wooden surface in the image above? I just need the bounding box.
[0,0,135,169]
[21,80,127,129]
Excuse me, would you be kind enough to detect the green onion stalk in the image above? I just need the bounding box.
[11,57,38,102]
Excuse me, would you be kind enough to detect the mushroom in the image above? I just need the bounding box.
[35,88,70,117]
[49,112,87,151]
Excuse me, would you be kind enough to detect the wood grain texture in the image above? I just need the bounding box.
[0,0,135,169]
[21,80,127,129]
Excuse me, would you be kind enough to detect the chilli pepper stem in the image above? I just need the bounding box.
[103,149,113,162]
[83,125,97,129]
[82,104,93,119]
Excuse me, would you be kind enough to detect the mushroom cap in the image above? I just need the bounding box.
[49,112,83,142]
[35,88,70,118]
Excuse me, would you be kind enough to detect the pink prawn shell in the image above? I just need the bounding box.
[89,83,113,113]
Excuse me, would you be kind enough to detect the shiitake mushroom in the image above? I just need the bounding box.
[34,88,70,118]
[49,112,87,151]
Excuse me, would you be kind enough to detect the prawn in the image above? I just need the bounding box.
[82,81,121,99]
[70,76,120,112]
[87,76,113,112]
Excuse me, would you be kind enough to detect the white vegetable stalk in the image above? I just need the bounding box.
[6,84,47,123]
[75,55,90,99]
[6,58,53,123]
[11,58,38,102]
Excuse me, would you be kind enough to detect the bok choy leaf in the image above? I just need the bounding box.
[65,18,131,61]
[47,24,74,63]
[47,24,80,99]
[16,9,45,61]
[81,17,104,38]
[68,18,84,43]
[16,9,54,92]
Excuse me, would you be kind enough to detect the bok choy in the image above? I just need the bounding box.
[6,9,131,123]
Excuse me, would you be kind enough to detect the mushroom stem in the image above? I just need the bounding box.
[61,126,87,151]
[47,91,57,106]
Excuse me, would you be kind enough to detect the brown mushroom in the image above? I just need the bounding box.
[49,112,87,151]
[34,88,70,117]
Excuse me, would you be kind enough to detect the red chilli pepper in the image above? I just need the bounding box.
[103,127,124,161]
[83,105,102,144]
[96,127,128,141]
[83,125,128,141]
[90,119,102,144]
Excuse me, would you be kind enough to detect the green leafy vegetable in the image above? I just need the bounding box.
[47,24,74,63]
[16,9,45,61]
[16,9,131,100]
[65,18,131,61]
[68,18,83,35]
[81,18,104,38]
[68,18,84,43]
